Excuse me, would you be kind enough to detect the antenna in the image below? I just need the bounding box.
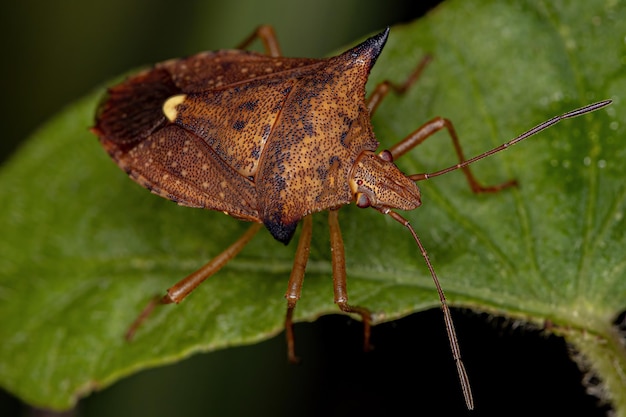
[410,100,612,182]
[385,99,612,410]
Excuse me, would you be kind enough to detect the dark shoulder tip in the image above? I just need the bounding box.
[367,27,390,55]
[342,27,390,69]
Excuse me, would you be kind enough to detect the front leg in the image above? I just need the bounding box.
[390,117,517,193]
[328,209,373,352]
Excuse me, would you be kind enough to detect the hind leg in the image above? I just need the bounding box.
[125,223,262,340]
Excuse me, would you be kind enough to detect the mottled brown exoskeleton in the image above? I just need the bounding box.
[92,25,610,409]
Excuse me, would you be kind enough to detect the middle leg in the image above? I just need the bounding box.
[284,215,313,363]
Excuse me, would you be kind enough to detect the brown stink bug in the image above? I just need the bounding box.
[91,25,611,409]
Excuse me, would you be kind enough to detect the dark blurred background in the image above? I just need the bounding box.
[0,0,436,162]
[0,0,612,416]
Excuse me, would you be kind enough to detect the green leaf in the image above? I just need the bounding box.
[1,0,624,413]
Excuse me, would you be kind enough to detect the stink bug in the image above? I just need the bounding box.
[91,25,611,409]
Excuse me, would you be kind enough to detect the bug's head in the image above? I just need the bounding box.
[349,150,421,211]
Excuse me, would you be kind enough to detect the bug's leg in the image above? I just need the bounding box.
[404,101,612,189]
[367,54,514,193]
[283,215,313,363]
[328,209,373,351]
[125,222,263,340]
[367,55,432,115]
[389,117,518,193]
[236,25,282,57]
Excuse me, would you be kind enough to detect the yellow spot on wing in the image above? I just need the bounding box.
[162,94,187,122]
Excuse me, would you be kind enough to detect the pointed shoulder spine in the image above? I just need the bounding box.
[344,27,390,69]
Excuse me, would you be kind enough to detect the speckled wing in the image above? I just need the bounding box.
[93,50,322,222]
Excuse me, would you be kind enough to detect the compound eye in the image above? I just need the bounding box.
[356,193,371,208]
[379,149,393,162]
